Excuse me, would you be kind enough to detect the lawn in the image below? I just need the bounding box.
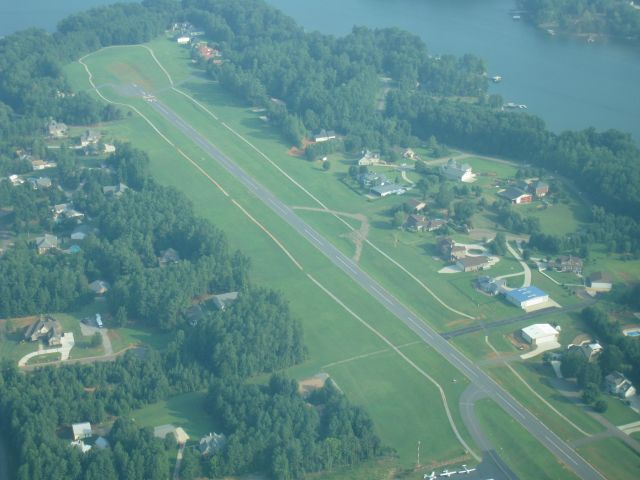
[130,391,216,441]
[475,398,580,480]
[67,43,475,467]
[577,437,640,480]
[26,352,61,365]
[599,397,640,426]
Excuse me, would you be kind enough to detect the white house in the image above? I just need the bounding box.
[588,272,613,292]
[521,323,560,346]
[440,159,476,183]
[312,129,337,143]
[177,36,191,45]
[70,440,92,453]
[72,422,92,441]
[606,371,636,399]
[505,286,549,310]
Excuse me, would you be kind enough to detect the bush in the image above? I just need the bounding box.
[594,399,608,413]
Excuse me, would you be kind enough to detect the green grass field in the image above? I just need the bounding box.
[66,42,477,470]
[63,38,640,478]
[475,399,580,480]
[577,437,640,480]
[130,391,216,440]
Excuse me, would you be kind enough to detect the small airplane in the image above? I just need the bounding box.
[458,465,477,474]
[423,472,437,480]
[440,470,456,478]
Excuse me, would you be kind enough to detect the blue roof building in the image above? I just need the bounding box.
[505,286,549,309]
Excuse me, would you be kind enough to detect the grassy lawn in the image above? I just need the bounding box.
[66,44,474,467]
[130,391,217,441]
[26,352,61,365]
[108,325,173,354]
[475,398,579,480]
[487,365,598,440]
[577,437,640,480]
[599,397,640,426]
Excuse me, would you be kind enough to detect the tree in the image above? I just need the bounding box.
[491,232,507,256]
[582,382,600,404]
[392,210,407,228]
[577,362,602,390]
[599,344,624,375]
[435,184,454,209]
[594,399,608,413]
[322,160,331,171]
[561,349,587,378]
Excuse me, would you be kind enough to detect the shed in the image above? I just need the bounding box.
[588,272,612,292]
[521,324,559,346]
[72,422,92,441]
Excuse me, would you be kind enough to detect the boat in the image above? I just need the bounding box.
[503,102,518,109]
[546,28,556,36]
[491,75,502,83]
[512,14,521,20]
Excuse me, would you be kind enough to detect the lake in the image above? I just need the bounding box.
[1,1,637,138]
[266,0,640,142]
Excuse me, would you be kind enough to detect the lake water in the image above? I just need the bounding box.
[1,0,637,138]
[267,0,640,142]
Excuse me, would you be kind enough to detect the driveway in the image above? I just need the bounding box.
[80,321,113,355]
[505,241,531,287]
[18,332,75,366]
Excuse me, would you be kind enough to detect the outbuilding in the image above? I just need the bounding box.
[521,323,559,346]
[588,272,612,292]
[72,422,92,441]
[505,286,549,309]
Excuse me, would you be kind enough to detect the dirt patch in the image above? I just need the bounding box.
[288,138,313,157]
[0,315,38,332]
[292,207,370,263]
[298,373,329,398]
[444,318,473,329]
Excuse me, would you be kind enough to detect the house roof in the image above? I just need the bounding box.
[500,187,530,200]
[370,184,404,196]
[506,286,548,303]
[457,256,490,268]
[72,422,92,438]
[95,437,109,449]
[36,234,58,249]
[89,280,109,293]
[522,323,558,339]
[213,292,239,309]
[589,271,612,284]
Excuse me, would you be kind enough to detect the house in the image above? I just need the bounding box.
[370,184,405,197]
[177,36,191,45]
[199,432,226,456]
[28,177,52,189]
[24,315,62,346]
[70,440,92,453]
[35,234,58,254]
[499,187,532,204]
[213,291,239,310]
[103,143,116,154]
[531,180,549,197]
[48,119,68,138]
[80,129,101,147]
[438,237,466,261]
[185,304,205,326]
[402,148,417,160]
[71,224,95,241]
[313,129,337,143]
[358,172,386,188]
[358,150,382,166]
[580,342,603,362]
[426,218,446,232]
[475,276,506,296]
[456,255,491,272]
[174,427,189,445]
[89,280,109,296]
[31,159,56,171]
[196,42,215,60]
[52,203,71,219]
[8,174,24,186]
[605,371,636,399]
[405,214,428,232]
[440,159,476,183]
[521,323,560,346]
[506,286,549,310]
[588,272,613,292]
[95,437,109,450]
[102,183,128,197]
[72,422,92,441]
[405,198,426,213]
[554,255,583,274]
[159,248,180,266]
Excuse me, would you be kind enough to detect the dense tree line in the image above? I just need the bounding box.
[200,376,382,479]
[519,0,640,40]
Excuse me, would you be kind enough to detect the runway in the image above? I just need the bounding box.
[148,98,604,480]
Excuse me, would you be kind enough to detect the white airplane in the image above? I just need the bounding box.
[440,470,456,478]
[458,464,476,474]
[423,472,437,480]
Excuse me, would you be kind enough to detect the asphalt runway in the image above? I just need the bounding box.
[148,98,604,480]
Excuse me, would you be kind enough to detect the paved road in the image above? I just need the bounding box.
[441,298,596,339]
[148,99,605,480]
